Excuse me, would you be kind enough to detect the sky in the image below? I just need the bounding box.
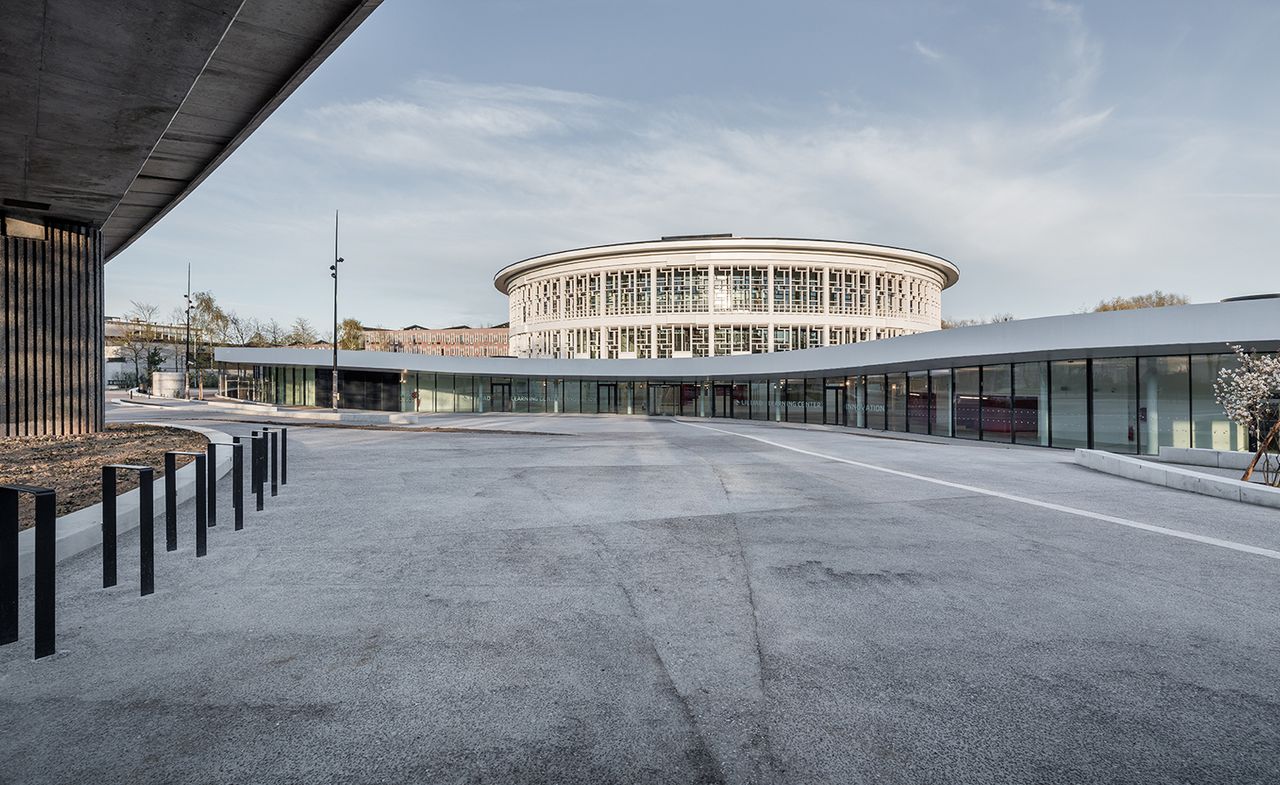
[105,0,1280,331]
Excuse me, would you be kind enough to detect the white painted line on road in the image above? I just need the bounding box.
[676,419,1280,562]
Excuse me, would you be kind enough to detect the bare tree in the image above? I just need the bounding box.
[1094,291,1189,312]
[941,313,1014,329]
[287,317,319,345]
[118,302,157,391]
[262,319,288,346]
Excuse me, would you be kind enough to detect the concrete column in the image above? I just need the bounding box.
[1,216,104,436]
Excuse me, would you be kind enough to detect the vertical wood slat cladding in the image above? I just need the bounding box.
[1,221,104,436]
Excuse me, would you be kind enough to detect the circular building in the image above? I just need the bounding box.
[494,234,959,359]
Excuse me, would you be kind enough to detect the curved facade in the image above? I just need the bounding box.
[217,299,1280,457]
[493,236,959,359]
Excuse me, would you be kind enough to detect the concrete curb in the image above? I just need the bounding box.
[1158,446,1260,472]
[203,399,417,424]
[1074,449,1280,509]
[16,423,235,578]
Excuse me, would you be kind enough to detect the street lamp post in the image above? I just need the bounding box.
[329,211,344,410]
[184,263,193,400]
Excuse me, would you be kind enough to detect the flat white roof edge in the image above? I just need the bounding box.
[216,300,1279,379]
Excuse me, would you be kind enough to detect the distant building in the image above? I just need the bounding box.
[362,324,511,357]
[495,235,958,359]
[103,315,186,387]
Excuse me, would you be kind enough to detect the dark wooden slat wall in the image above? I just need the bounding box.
[1,222,104,436]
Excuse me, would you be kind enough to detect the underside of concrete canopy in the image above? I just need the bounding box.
[0,0,382,436]
[0,0,383,259]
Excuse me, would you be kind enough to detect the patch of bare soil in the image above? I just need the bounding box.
[0,424,208,527]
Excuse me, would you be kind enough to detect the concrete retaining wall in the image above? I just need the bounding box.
[16,423,235,578]
[1158,446,1261,472]
[205,399,416,424]
[1075,449,1280,509]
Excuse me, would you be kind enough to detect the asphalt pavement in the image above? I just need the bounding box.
[2,406,1277,784]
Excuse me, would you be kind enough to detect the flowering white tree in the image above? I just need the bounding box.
[1214,345,1280,485]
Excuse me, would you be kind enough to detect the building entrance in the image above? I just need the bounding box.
[713,384,734,417]
[491,382,512,413]
[824,385,846,426]
[597,383,618,414]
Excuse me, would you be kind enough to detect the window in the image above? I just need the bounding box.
[1092,358,1137,453]
[1012,362,1048,446]
[953,367,980,440]
[929,369,952,436]
[980,364,1012,443]
[1191,354,1248,451]
[886,373,908,432]
[1049,360,1088,448]
[1138,356,1191,455]
[866,375,886,430]
[907,371,929,433]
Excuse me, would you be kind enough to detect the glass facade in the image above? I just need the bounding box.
[980,364,1012,444]
[954,367,980,440]
[1050,360,1089,449]
[1092,358,1137,454]
[224,351,1254,455]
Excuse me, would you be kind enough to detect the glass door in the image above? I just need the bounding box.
[491,382,512,413]
[713,384,733,417]
[824,385,846,425]
[597,383,618,414]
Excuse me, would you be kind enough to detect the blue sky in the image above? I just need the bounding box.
[105,0,1280,330]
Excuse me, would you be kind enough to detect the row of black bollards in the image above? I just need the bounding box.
[1,426,289,660]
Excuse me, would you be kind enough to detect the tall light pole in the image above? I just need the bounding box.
[183,263,193,400]
[329,211,344,410]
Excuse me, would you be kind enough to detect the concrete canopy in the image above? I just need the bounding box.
[0,0,382,259]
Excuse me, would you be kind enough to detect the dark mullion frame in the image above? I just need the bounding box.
[1085,359,1095,450]
[1046,361,1054,448]
[978,365,985,441]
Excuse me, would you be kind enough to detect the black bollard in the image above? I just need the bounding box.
[0,487,21,645]
[101,466,118,588]
[138,468,154,596]
[206,443,218,527]
[165,451,209,556]
[102,465,156,594]
[1,485,59,657]
[1,486,60,655]
[226,440,246,530]
[270,431,278,497]
[164,452,178,551]
[32,489,56,658]
[280,428,288,485]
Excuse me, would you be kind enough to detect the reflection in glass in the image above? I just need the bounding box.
[907,371,929,433]
[929,369,951,436]
[865,375,885,430]
[1050,360,1088,448]
[981,365,1012,443]
[1191,354,1248,450]
[1013,362,1048,446]
[886,373,908,432]
[1092,358,1137,453]
[954,367,979,439]
[1138,356,1190,454]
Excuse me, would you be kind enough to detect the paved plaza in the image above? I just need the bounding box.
[3,408,1279,784]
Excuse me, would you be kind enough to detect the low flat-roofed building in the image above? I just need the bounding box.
[217,298,1280,456]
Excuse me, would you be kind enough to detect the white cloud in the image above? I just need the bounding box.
[107,63,1280,328]
[913,40,943,61]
